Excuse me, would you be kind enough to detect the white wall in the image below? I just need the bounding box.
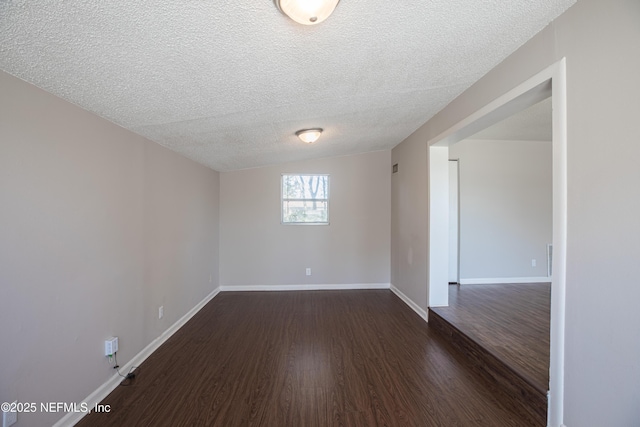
[450,139,552,281]
[428,146,449,306]
[391,0,640,425]
[0,70,220,426]
[220,151,391,287]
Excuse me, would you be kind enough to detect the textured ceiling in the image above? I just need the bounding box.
[0,0,575,171]
[470,97,552,141]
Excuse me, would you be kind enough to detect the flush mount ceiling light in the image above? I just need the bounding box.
[296,128,323,143]
[276,0,340,25]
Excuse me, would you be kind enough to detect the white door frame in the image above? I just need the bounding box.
[448,159,460,284]
[426,59,567,427]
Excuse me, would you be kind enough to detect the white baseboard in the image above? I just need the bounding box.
[219,283,391,292]
[459,276,552,285]
[390,284,428,322]
[54,283,395,426]
[54,287,221,427]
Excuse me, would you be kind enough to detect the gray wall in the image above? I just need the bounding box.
[391,130,429,308]
[450,139,552,280]
[0,70,220,426]
[391,0,640,425]
[220,151,391,287]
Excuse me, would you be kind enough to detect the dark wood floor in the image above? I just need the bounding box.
[77,290,542,427]
[430,283,551,394]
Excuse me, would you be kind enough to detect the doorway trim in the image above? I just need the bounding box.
[448,159,460,284]
[426,58,567,427]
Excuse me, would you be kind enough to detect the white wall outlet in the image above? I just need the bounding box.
[532,259,537,267]
[2,401,18,427]
[209,274,212,283]
[305,268,311,276]
[159,306,164,319]
[105,337,118,357]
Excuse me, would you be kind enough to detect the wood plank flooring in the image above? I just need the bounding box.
[430,283,551,393]
[76,290,542,426]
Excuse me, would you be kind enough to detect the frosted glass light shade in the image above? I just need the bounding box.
[277,0,340,25]
[296,128,323,143]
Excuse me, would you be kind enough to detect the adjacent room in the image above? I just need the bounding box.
[431,97,554,422]
[2,1,639,426]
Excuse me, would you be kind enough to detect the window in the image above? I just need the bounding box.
[281,174,329,224]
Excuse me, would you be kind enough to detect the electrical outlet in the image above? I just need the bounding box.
[305,268,311,276]
[159,306,164,319]
[105,337,118,357]
[209,274,212,283]
[531,259,537,267]
[2,401,17,427]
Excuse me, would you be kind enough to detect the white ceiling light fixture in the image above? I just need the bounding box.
[276,0,340,25]
[296,128,323,143]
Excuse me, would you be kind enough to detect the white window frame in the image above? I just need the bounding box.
[281,174,330,225]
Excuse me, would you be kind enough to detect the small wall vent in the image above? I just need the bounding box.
[392,163,398,173]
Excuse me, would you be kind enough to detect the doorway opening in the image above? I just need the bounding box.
[426,59,567,427]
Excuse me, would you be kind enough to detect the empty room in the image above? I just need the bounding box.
[1,1,639,426]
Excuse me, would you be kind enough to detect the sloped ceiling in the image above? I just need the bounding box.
[0,1,575,171]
